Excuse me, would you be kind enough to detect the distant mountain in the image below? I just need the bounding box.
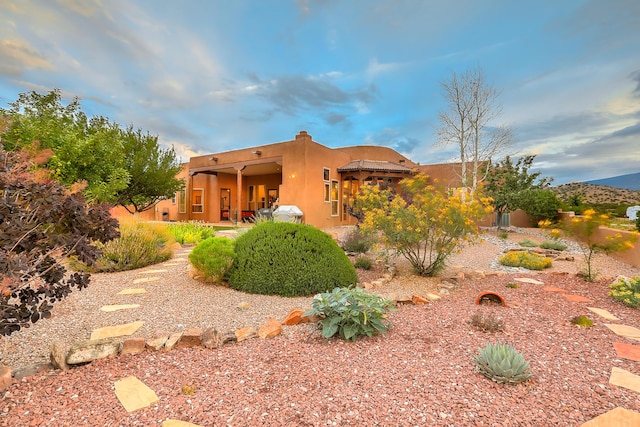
[585,172,640,191]
[552,182,640,205]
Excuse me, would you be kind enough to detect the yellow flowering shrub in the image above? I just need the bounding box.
[498,251,552,270]
[539,210,639,281]
[355,174,492,276]
[609,276,640,308]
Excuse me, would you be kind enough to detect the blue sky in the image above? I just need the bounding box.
[1,0,639,185]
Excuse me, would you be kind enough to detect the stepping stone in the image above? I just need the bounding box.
[581,407,640,426]
[114,376,159,413]
[90,321,145,340]
[562,294,593,303]
[604,324,640,341]
[163,420,203,427]
[100,304,140,312]
[514,277,544,285]
[118,288,147,295]
[137,269,167,274]
[542,286,565,292]
[587,307,620,321]
[133,277,160,284]
[613,342,640,362]
[609,367,640,394]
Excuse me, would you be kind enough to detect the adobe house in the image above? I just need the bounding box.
[152,131,418,228]
[123,130,532,229]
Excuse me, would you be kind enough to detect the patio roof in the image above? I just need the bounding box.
[337,159,414,173]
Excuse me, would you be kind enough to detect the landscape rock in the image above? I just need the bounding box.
[258,317,282,339]
[177,329,202,348]
[121,338,146,356]
[0,366,13,392]
[222,331,237,344]
[66,338,120,365]
[235,327,258,342]
[165,332,183,350]
[49,341,70,371]
[146,336,169,351]
[201,327,224,349]
[282,308,305,325]
[12,363,49,379]
[237,301,251,311]
[411,295,429,304]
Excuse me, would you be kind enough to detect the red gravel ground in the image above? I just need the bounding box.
[2,272,640,426]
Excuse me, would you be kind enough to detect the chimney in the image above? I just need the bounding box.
[295,130,311,140]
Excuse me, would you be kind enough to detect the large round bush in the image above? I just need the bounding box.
[228,222,358,296]
[189,237,235,284]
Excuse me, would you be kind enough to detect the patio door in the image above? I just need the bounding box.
[220,188,231,221]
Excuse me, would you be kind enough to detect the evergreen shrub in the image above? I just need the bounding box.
[228,222,358,296]
[189,237,235,284]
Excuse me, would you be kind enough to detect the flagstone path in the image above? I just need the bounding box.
[85,252,638,425]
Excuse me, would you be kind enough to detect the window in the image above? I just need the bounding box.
[324,183,330,202]
[191,188,204,213]
[330,180,339,216]
[248,185,266,210]
[178,189,186,213]
[323,167,330,181]
[171,193,177,204]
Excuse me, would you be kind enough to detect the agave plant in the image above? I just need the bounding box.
[475,342,531,384]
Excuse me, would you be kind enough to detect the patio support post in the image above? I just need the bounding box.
[235,166,244,222]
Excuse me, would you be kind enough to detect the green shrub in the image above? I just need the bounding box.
[91,221,174,272]
[228,222,358,296]
[498,251,552,270]
[354,256,372,270]
[570,315,593,328]
[609,276,640,308]
[303,287,396,341]
[189,237,235,284]
[475,343,531,384]
[342,228,373,253]
[505,283,520,289]
[518,239,538,248]
[167,222,231,244]
[540,240,567,251]
[498,231,509,239]
[636,215,640,232]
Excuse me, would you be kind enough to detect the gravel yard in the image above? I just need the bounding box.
[1,227,640,426]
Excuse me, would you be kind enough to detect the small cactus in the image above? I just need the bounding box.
[475,342,531,384]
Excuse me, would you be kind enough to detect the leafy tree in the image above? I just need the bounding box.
[484,155,552,229]
[0,89,184,212]
[0,144,119,336]
[436,66,512,198]
[114,126,184,213]
[517,188,562,225]
[356,174,492,276]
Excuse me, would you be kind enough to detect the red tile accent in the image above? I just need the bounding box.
[475,291,506,306]
[562,294,593,303]
[613,342,640,362]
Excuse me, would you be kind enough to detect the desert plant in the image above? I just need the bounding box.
[356,173,492,276]
[518,239,538,247]
[189,237,235,284]
[505,283,520,289]
[88,221,174,272]
[498,251,552,270]
[354,256,372,270]
[539,240,567,251]
[470,312,505,332]
[609,276,640,308]
[570,315,593,328]
[498,231,509,239]
[228,222,358,297]
[475,342,531,384]
[303,287,396,341]
[342,227,374,253]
